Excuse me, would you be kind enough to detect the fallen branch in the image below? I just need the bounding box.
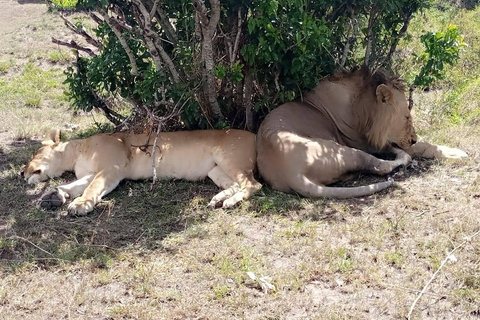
[407,229,480,319]
[11,236,53,256]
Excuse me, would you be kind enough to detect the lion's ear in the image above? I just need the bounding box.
[376,84,393,105]
[44,129,62,145]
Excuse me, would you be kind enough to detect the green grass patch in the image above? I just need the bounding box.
[49,0,78,9]
[442,78,480,124]
[0,63,67,109]
[0,59,13,74]
[48,50,74,64]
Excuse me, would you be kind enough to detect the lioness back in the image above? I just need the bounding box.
[124,129,258,181]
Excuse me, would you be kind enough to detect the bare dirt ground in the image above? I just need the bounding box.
[1,1,480,320]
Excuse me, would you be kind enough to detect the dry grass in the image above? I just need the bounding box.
[1,1,480,320]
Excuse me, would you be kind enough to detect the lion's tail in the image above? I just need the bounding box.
[291,174,394,199]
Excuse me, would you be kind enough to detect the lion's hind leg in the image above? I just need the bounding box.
[207,166,261,208]
[207,166,239,208]
[288,141,409,199]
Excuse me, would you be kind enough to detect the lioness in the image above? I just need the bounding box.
[257,67,467,198]
[23,129,262,215]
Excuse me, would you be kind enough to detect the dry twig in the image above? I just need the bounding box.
[10,236,53,256]
[407,229,480,319]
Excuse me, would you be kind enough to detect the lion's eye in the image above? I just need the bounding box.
[33,169,42,175]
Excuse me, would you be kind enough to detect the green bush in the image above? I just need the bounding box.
[52,0,442,130]
[396,3,480,125]
[49,0,78,9]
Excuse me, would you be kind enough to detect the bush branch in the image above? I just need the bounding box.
[132,0,181,83]
[340,7,359,68]
[51,37,96,57]
[91,91,125,126]
[59,14,100,48]
[231,6,243,65]
[100,9,139,76]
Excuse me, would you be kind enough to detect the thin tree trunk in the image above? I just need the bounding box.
[364,5,378,67]
[194,0,224,122]
[243,71,254,131]
[383,14,413,67]
[340,8,359,68]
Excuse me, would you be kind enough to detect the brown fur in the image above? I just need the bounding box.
[23,129,262,215]
[256,67,466,198]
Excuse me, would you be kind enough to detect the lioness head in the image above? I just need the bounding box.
[22,129,64,184]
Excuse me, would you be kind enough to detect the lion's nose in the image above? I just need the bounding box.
[411,138,417,145]
[20,171,24,178]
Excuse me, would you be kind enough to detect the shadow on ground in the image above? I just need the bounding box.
[17,0,45,4]
[0,137,438,272]
[0,138,226,270]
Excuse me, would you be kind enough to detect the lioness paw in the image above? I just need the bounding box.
[38,189,67,211]
[67,198,94,216]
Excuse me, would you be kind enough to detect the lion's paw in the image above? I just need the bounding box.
[432,145,468,160]
[38,189,68,211]
[221,192,245,209]
[208,184,241,209]
[67,198,94,216]
[207,199,221,209]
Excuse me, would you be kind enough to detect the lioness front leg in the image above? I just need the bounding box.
[68,169,123,215]
[39,174,95,210]
[405,141,467,160]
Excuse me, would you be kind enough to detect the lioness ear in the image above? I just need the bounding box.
[376,84,393,105]
[44,129,61,144]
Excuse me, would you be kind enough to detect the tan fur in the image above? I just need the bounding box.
[23,129,262,215]
[257,67,467,198]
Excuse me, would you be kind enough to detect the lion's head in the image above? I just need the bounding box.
[22,129,65,184]
[356,68,417,151]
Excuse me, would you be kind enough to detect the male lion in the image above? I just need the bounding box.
[23,129,262,215]
[256,67,467,198]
